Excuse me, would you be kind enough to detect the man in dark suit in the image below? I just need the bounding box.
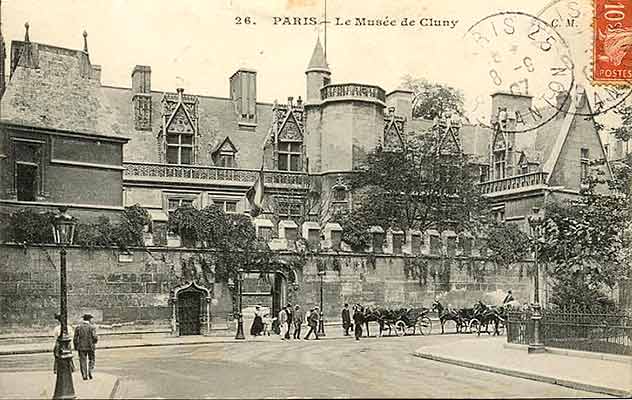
[73,314,98,380]
[341,304,352,336]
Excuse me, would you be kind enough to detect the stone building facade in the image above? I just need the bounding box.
[0,21,615,328]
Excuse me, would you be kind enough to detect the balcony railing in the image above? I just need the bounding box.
[123,162,310,187]
[479,172,548,194]
[320,83,386,104]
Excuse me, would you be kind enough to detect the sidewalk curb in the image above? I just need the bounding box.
[503,342,632,365]
[0,335,356,356]
[413,351,631,398]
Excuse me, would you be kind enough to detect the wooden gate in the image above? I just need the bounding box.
[178,291,201,335]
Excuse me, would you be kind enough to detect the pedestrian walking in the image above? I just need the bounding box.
[293,305,304,339]
[285,303,293,340]
[52,313,75,374]
[304,307,320,340]
[353,304,364,341]
[341,303,351,336]
[250,305,264,336]
[278,305,289,340]
[73,314,98,380]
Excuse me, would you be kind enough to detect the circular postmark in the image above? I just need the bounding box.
[463,11,575,133]
[537,0,632,117]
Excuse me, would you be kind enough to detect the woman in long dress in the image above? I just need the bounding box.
[250,305,264,336]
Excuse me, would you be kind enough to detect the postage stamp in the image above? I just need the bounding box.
[594,0,632,83]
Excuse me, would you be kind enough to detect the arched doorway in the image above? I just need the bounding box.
[241,271,288,319]
[170,281,212,336]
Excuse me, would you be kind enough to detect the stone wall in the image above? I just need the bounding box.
[0,244,533,333]
[297,254,533,320]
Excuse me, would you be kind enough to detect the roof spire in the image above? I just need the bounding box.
[306,36,329,72]
[83,30,88,52]
[24,22,30,42]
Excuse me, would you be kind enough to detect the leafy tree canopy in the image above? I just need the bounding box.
[401,75,465,120]
[168,205,275,282]
[347,126,488,234]
[540,169,628,291]
[486,222,530,267]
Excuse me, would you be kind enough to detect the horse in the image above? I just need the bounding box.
[355,305,386,337]
[472,301,504,336]
[432,300,464,334]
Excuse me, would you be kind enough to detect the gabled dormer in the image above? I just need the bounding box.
[159,88,199,164]
[269,97,305,171]
[211,136,238,168]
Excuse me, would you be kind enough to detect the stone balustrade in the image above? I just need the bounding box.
[123,162,310,187]
[320,83,386,104]
[479,172,548,194]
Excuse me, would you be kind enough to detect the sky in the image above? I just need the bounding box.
[1,0,616,128]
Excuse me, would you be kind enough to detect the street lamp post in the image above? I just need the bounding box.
[317,270,326,336]
[527,207,546,354]
[235,269,245,340]
[52,207,77,400]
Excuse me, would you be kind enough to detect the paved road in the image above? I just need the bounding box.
[0,335,606,398]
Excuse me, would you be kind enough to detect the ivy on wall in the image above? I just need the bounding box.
[2,205,150,251]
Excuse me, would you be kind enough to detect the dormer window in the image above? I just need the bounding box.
[278,141,302,171]
[211,137,238,168]
[166,132,193,165]
[580,148,590,181]
[218,151,235,168]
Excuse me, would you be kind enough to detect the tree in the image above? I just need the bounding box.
[486,222,530,267]
[539,164,628,309]
[401,75,465,120]
[347,123,488,235]
[167,205,275,282]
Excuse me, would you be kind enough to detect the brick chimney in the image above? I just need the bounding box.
[490,92,533,131]
[386,89,413,119]
[132,65,152,131]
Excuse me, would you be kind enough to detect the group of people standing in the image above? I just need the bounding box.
[342,303,366,340]
[250,303,322,340]
[277,303,322,340]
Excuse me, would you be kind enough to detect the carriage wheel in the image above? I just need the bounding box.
[395,320,406,336]
[417,316,432,336]
[469,319,481,335]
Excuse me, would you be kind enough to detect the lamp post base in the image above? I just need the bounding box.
[235,314,245,340]
[317,319,326,336]
[53,336,75,400]
[527,344,546,354]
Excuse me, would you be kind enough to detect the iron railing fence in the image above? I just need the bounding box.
[507,308,632,356]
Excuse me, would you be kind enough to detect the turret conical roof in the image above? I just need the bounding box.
[306,37,329,72]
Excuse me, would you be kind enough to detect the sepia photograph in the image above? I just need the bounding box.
[0,0,631,398]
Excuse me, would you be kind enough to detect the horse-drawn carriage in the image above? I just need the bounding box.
[360,306,432,337]
[432,299,517,335]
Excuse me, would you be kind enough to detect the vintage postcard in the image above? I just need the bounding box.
[0,0,631,399]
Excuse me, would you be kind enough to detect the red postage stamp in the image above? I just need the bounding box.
[594,0,632,82]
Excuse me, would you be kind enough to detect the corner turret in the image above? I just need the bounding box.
[305,37,331,105]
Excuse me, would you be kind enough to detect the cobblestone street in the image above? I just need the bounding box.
[0,335,603,398]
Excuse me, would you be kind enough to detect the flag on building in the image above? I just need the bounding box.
[247,165,265,217]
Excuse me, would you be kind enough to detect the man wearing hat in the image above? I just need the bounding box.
[285,303,293,340]
[73,314,98,380]
[304,307,320,340]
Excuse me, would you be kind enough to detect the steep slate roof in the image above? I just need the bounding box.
[1,40,275,169]
[1,41,122,137]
